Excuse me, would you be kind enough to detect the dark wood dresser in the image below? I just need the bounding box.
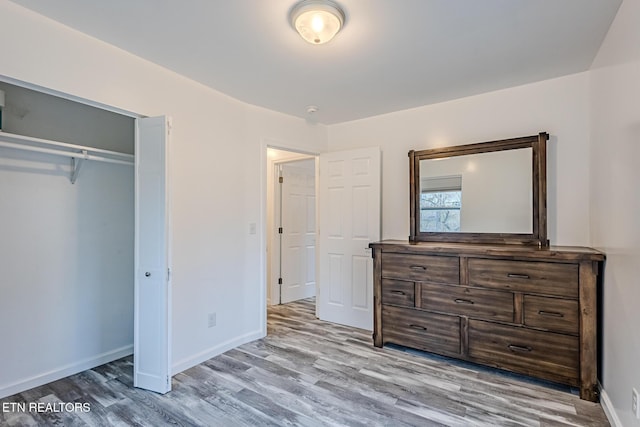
[369,240,605,401]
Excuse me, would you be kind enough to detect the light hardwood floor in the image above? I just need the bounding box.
[1,298,609,426]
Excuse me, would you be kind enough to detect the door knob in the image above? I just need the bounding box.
[145,272,151,277]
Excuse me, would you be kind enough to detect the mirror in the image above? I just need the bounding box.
[409,132,548,246]
[419,148,532,233]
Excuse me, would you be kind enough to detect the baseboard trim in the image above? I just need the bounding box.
[0,344,133,399]
[172,329,264,375]
[600,386,623,427]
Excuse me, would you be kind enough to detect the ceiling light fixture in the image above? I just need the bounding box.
[290,0,345,45]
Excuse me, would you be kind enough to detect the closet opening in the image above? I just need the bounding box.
[0,78,170,398]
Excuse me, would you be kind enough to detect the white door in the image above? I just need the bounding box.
[318,147,380,330]
[280,161,316,304]
[134,116,171,394]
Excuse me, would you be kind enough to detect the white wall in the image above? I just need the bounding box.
[0,1,327,394]
[328,73,591,246]
[0,83,135,397]
[589,0,640,425]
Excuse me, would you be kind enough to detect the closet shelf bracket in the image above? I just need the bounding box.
[70,150,89,184]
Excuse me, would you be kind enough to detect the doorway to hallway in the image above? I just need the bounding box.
[266,148,317,308]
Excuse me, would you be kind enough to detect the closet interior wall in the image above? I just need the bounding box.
[0,81,135,398]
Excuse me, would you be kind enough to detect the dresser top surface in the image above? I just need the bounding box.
[369,240,605,262]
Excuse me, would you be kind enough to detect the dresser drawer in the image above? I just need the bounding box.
[468,259,578,298]
[381,279,415,307]
[468,320,579,384]
[381,253,459,284]
[523,295,579,335]
[421,283,514,322]
[382,305,460,355]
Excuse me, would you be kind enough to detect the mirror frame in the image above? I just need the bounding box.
[409,132,549,246]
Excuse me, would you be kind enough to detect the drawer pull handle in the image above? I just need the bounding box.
[409,324,427,331]
[508,344,533,353]
[538,310,564,318]
[410,265,427,271]
[390,290,406,295]
[507,273,530,279]
[454,298,474,305]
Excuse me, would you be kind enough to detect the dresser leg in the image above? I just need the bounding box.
[580,384,599,402]
[579,261,598,402]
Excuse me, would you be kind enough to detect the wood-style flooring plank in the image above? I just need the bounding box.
[0,298,609,426]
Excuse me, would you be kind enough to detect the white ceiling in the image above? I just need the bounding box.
[11,0,621,124]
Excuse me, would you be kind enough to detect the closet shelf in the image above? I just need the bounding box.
[0,131,133,184]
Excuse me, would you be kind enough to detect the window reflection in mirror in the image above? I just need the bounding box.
[421,175,462,232]
[419,148,532,234]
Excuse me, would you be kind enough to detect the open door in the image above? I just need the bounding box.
[318,147,380,330]
[134,116,171,393]
[279,161,316,304]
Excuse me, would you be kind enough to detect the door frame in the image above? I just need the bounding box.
[0,75,140,118]
[260,139,319,334]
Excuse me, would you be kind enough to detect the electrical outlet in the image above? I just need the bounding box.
[208,312,216,328]
[633,388,639,419]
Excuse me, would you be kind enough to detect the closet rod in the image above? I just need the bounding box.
[0,140,133,165]
[0,131,134,164]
